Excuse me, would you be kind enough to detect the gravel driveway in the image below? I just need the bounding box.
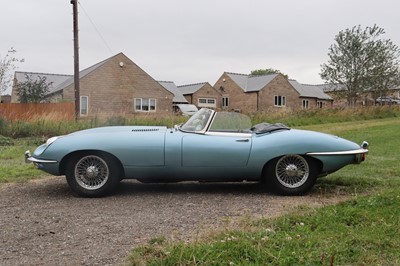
[0,177,347,266]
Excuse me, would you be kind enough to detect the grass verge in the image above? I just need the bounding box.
[128,117,400,265]
[129,188,400,265]
[0,138,47,183]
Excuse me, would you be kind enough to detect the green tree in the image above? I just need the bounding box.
[17,74,52,103]
[320,25,400,107]
[250,68,289,79]
[0,48,24,98]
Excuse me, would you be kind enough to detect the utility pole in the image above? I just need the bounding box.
[71,0,80,121]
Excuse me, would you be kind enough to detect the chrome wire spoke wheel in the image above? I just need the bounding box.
[275,154,309,188]
[74,155,109,190]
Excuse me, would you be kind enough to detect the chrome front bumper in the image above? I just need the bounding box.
[25,150,57,164]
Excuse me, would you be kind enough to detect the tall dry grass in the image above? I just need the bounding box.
[249,105,400,126]
[0,108,187,138]
[1,105,399,138]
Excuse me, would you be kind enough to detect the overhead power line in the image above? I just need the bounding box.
[78,1,114,55]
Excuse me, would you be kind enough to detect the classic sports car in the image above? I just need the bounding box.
[25,108,368,197]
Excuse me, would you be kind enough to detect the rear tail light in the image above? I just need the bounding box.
[354,153,366,164]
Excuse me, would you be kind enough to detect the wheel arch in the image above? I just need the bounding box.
[59,150,124,177]
[261,154,323,179]
[260,154,324,195]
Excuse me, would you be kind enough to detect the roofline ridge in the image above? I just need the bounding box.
[15,71,72,77]
[301,83,327,86]
[225,72,249,76]
[290,80,334,87]
[178,82,207,88]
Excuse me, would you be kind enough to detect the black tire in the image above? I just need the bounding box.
[264,154,318,196]
[65,153,122,197]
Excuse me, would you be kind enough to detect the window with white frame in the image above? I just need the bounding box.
[317,101,324,108]
[198,97,216,108]
[80,96,88,116]
[135,98,156,112]
[222,96,229,108]
[302,99,309,109]
[274,95,286,107]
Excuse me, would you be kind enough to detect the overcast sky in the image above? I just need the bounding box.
[2,0,400,95]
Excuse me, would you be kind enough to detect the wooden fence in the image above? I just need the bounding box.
[0,103,75,121]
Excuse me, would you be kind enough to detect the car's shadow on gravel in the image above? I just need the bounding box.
[115,180,272,196]
[25,179,72,199]
[30,178,275,199]
[27,177,339,200]
[31,178,342,199]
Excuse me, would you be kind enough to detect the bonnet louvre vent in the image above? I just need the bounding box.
[131,128,160,132]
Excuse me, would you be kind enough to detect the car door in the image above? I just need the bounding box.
[181,132,252,167]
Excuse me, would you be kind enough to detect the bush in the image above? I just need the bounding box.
[0,135,13,146]
[0,116,7,135]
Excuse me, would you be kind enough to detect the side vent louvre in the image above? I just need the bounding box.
[131,128,160,132]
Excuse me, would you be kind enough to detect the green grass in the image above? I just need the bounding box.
[0,138,48,183]
[128,117,400,266]
[130,189,400,265]
[310,118,400,191]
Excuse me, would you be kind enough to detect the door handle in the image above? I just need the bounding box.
[236,139,250,142]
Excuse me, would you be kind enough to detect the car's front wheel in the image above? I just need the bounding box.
[65,153,122,197]
[264,154,318,195]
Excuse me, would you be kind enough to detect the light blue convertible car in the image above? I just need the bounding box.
[25,108,368,197]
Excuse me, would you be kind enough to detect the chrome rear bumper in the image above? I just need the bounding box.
[306,141,368,164]
[306,141,369,156]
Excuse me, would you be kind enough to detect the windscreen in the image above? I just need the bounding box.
[208,112,252,132]
[180,108,213,132]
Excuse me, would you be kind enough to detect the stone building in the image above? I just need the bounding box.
[213,72,332,113]
[178,82,222,109]
[11,53,174,118]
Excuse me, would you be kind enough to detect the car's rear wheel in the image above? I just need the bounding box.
[66,153,122,197]
[265,154,318,195]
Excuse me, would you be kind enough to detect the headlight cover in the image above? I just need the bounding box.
[46,136,59,146]
[34,136,62,156]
